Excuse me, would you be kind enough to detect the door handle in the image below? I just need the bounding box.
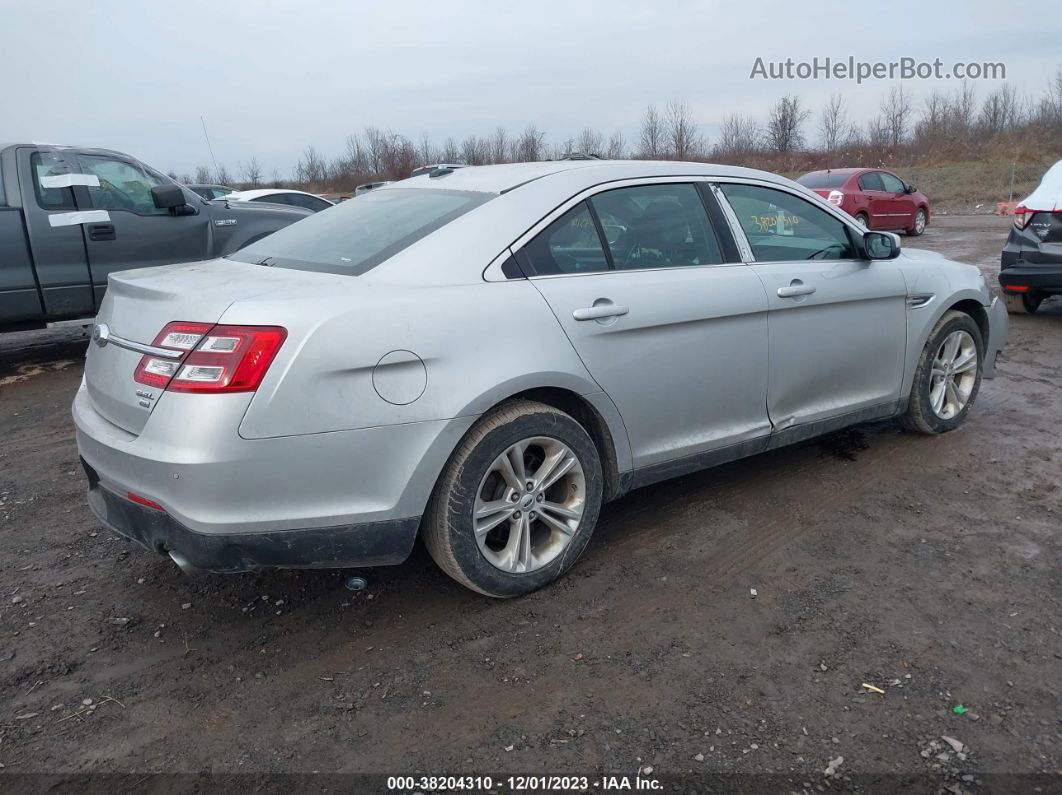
[88,223,116,241]
[573,303,629,321]
[777,281,816,298]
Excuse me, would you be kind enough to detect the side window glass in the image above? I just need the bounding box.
[253,194,291,205]
[79,155,167,215]
[31,151,78,210]
[880,173,905,193]
[719,183,856,262]
[518,202,608,275]
[589,183,722,270]
[859,172,885,191]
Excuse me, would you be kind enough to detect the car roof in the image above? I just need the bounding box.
[389,159,795,195]
[800,168,870,178]
[224,188,324,200]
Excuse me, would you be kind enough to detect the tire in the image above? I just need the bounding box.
[855,212,870,229]
[906,208,928,237]
[423,399,603,597]
[1003,292,1041,315]
[900,310,983,435]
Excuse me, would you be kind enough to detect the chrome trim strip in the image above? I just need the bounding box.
[106,334,184,359]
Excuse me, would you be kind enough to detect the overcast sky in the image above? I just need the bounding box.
[5,0,1060,178]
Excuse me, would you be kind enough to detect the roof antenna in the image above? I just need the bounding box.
[200,116,221,184]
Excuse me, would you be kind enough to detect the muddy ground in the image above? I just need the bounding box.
[0,216,1059,792]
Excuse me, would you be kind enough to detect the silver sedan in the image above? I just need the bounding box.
[74,160,1007,596]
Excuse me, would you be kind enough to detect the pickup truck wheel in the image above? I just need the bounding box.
[424,400,602,598]
[1003,293,1040,314]
[900,310,983,435]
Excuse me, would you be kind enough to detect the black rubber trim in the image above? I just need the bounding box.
[998,266,1062,294]
[81,459,419,573]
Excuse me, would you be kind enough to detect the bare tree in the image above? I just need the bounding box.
[818,94,854,155]
[1038,65,1062,128]
[576,127,604,157]
[978,83,1025,135]
[418,133,436,166]
[294,146,325,185]
[460,134,488,165]
[947,81,977,141]
[515,124,546,161]
[194,165,212,183]
[215,164,233,186]
[716,114,762,158]
[639,105,663,159]
[604,131,626,159]
[877,85,914,147]
[765,94,810,154]
[269,168,283,188]
[914,90,950,146]
[664,100,703,159]
[440,137,461,163]
[239,156,263,187]
[489,127,509,164]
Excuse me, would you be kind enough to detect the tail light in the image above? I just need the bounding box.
[1013,206,1029,229]
[134,322,286,394]
[827,190,844,206]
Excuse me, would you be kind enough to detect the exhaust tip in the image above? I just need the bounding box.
[168,550,201,575]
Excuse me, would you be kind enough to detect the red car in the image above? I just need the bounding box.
[796,168,931,236]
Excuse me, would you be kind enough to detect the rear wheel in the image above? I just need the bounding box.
[907,208,928,236]
[1003,292,1041,314]
[854,212,870,229]
[424,400,603,597]
[900,310,983,435]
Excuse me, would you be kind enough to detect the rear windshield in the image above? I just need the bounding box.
[796,172,848,189]
[229,188,491,275]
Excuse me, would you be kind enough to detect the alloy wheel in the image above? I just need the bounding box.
[929,330,977,419]
[473,437,586,574]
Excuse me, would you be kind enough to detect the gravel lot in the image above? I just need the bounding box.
[1,216,1059,791]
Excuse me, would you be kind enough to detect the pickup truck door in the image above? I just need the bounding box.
[15,146,95,318]
[72,151,211,310]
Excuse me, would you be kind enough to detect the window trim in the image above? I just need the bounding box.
[76,153,172,217]
[510,176,746,280]
[712,177,870,264]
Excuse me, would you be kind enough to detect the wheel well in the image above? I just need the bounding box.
[510,387,624,502]
[948,299,988,343]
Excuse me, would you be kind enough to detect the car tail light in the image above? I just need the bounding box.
[827,190,844,206]
[1001,284,1029,293]
[127,491,165,511]
[134,322,286,394]
[1013,206,1029,229]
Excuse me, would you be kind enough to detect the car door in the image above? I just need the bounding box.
[518,180,772,478]
[879,171,914,228]
[74,152,211,310]
[14,147,95,317]
[716,181,907,435]
[857,171,888,228]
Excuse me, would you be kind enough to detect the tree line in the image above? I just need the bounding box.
[172,66,1062,192]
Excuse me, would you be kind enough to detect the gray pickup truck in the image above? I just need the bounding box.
[0,143,311,330]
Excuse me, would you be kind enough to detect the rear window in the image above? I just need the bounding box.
[796,172,848,190]
[230,188,491,275]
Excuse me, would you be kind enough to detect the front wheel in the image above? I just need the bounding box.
[900,310,983,435]
[906,208,928,236]
[424,400,603,597]
[854,212,870,229]
[1003,292,1041,314]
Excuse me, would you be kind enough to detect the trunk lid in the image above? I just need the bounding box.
[83,259,344,435]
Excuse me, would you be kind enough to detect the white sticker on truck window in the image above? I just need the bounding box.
[47,210,111,227]
[40,173,101,189]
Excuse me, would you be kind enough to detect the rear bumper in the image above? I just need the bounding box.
[998,264,1062,295]
[83,459,419,572]
[73,383,476,570]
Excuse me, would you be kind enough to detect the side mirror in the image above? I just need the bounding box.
[903,183,916,194]
[152,184,187,210]
[864,231,901,260]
